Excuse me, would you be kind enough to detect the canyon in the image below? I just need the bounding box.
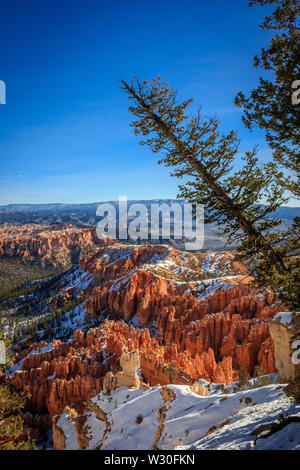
[0,223,115,267]
[0,224,296,448]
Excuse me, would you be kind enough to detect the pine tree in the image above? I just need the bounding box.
[237,365,250,390]
[121,77,299,309]
[235,0,300,196]
[0,335,34,449]
[0,385,34,450]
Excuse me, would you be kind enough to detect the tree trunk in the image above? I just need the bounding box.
[122,80,290,274]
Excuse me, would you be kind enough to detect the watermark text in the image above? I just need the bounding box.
[96,197,204,251]
[0,80,6,104]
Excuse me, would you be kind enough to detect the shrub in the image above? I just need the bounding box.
[0,385,35,450]
[216,384,228,394]
[166,364,180,379]
[237,365,250,390]
[252,366,273,388]
[286,372,300,404]
[135,415,143,425]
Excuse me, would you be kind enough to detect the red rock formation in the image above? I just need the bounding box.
[3,240,281,440]
[0,223,114,266]
[82,243,248,284]
[4,306,277,440]
[5,332,110,417]
[102,320,237,386]
[82,243,276,331]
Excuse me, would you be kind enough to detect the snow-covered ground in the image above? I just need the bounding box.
[1,264,97,344]
[197,279,235,300]
[272,312,293,326]
[55,267,93,292]
[54,382,300,450]
[50,300,99,341]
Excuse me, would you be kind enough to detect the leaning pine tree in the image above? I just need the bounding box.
[121,77,299,310]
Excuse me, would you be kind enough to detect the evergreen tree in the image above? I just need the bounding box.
[121,77,299,309]
[0,385,34,450]
[237,365,251,390]
[0,334,33,449]
[235,0,300,196]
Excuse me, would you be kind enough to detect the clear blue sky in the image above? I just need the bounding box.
[0,0,278,204]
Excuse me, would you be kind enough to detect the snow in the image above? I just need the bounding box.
[55,382,300,451]
[179,389,300,450]
[0,264,95,344]
[5,344,54,376]
[127,315,140,329]
[273,312,293,325]
[197,280,234,300]
[201,253,228,275]
[201,253,216,274]
[108,271,137,293]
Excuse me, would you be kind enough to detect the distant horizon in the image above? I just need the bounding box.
[0,200,299,209]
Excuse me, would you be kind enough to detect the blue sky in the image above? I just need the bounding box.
[0,0,283,204]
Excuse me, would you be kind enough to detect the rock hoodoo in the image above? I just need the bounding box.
[269,312,300,382]
[1,235,285,441]
[103,349,141,394]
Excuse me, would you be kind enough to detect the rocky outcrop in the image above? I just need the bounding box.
[154,386,177,449]
[3,240,282,441]
[4,318,277,442]
[269,312,300,382]
[86,264,278,329]
[0,223,114,267]
[102,320,263,386]
[102,372,117,395]
[190,381,210,396]
[6,302,277,430]
[81,244,248,283]
[103,349,140,394]
[52,415,66,450]
[52,351,142,450]
[5,333,109,417]
[82,243,279,379]
[115,349,140,390]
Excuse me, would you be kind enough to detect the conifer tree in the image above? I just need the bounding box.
[121,76,299,309]
[0,385,34,450]
[0,334,34,449]
[235,0,300,196]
